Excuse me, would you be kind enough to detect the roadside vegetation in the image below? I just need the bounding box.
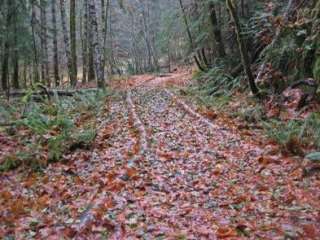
[0,88,109,171]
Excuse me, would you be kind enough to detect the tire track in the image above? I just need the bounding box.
[75,93,146,236]
[126,90,148,156]
[128,87,234,238]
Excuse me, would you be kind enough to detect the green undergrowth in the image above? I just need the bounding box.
[185,67,241,110]
[264,113,320,154]
[187,69,320,155]
[0,89,110,171]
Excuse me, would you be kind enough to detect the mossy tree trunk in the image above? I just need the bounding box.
[226,0,259,96]
[209,3,226,58]
[312,0,320,82]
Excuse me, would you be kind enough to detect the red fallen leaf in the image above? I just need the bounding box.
[23,175,37,187]
[283,191,296,204]
[134,190,146,198]
[258,155,280,166]
[202,109,217,120]
[101,126,114,140]
[42,175,49,184]
[0,190,13,201]
[74,176,83,185]
[212,164,224,176]
[11,198,27,215]
[258,156,273,165]
[132,142,140,154]
[106,171,117,182]
[63,227,77,238]
[107,180,126,192]
[103,198,115,209]
[289,168,303,180]
[126,167,138,178]
[256,184,269,192]
[302,224,318,238]
[242,130,253,136]
[36,194,50,209]
[216,226,238,238]
[233,195,249,204]
[156,150,175,161]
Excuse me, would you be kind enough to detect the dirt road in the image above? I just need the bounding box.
[1,74,319,239]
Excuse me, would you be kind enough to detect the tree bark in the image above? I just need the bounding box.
[12,7,19,90]
[102,0,110,73]
[70,0,77,86]
[226,0,259,96]
[51,0,60,87]
[1,0,13,91]
[209,3,226,58]
[59,0,77,86]
[178,0,207,71]
[31,0,40,83]
[81,0,88,84]
[40,0,50,87]
[88,0,106,89]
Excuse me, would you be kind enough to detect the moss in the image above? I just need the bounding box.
[313,56,320,81]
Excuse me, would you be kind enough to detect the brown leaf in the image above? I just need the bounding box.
[216,226,238,238]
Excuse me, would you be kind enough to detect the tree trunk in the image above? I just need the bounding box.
[70,0,77,86]
[81,0,88,84]
[23,60,28,88]
[1,0,13,91]
[59,0,77,86]
[31,0,40,83]
[178,0,194,48]
[88,47,96,82]
[40,0,50,87]
[12,8,19,90]
[88,0,106,89]
[209,3,226,58]
[51,0,60,87]
[178,0,206,71]
[102,0,110,72]
[1,43,10,91]
[226,0,259,96]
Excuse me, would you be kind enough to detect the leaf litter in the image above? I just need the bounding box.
[0,74,320,239]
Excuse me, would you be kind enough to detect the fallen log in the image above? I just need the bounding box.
[1,88,98,98]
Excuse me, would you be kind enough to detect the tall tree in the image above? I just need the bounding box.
[226,0,259,96]
[51,0,60,87]
[1,0,13,91]
[88,0,106,88]
[12,0,19,89]
[59,0,76,86]
[70,0,77,86]
[31,0,40,83]
[40,0,50,86]
[209,2,226,58]
[81,0,88,83]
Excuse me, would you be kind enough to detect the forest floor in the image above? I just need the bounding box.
[1,71,320,239]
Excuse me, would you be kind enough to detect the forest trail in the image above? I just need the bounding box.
[1,73,320,239]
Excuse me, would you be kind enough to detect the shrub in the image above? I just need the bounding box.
[0,90,109,171]
[263,113,320,154]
